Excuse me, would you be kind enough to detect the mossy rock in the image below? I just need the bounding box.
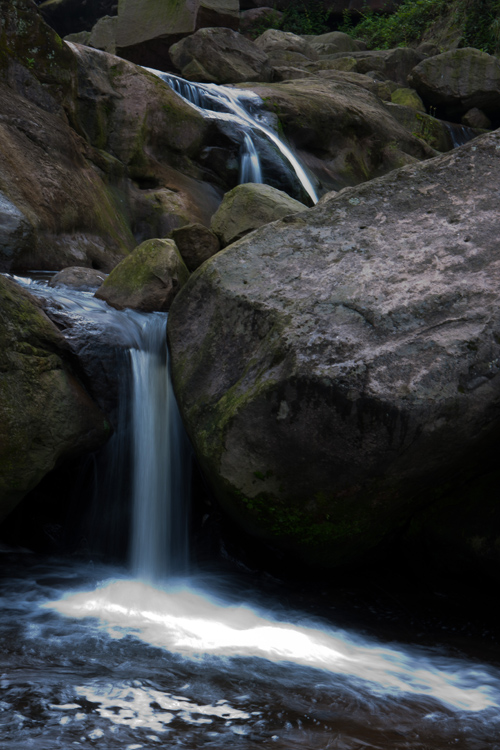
[210,183,307,248]
[0,275,109,521]
[391,87,426,113]
[95,237,189,311]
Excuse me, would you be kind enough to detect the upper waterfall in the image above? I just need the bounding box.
[147,69,318,204]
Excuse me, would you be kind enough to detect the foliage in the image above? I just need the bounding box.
[339,0,452,49]
[339,0,500,54]
[460,0,500,52]
[248,0,331,39]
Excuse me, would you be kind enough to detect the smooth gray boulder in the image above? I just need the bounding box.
[210,183,307,248]
[168,131,500,568]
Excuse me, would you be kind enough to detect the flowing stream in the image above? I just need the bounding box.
[1,277,500,749]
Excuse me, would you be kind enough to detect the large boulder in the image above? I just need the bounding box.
[210,183,307,247]
[168,131,500,569]
[240,78,436,191]
[67,44,223,230]
[95,238,189,311]
[408,48,500,119]
[169,27,273,84]
[0,275,109,521]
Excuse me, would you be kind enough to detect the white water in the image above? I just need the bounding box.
[130,318,190,581]
[48,577,500,714]
[239,131,263,183]
[149,69,318,204]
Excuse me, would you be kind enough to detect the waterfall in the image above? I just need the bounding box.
[444,121,477,148]
[8,276,190,581]
[148,69,318,204]
[239,132,262,183]
[130,316,190,581]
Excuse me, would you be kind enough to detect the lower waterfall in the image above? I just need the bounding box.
[1,275,500,750]
[129,316,190,581]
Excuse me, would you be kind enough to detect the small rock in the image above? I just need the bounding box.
[49,267,108,291]
[95,238,189,311]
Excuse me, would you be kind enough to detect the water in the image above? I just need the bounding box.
[2,276,500,749]
[444,122,478,148]
[130,319,190,580]
[239,132,263,184]
[149,69,318,204]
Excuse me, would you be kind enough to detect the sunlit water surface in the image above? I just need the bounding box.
[1,552,500,750]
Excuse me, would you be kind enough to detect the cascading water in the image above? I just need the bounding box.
[148,69,318,204]
[129,316,190,581]
[239,132,262,184]
[2,274,500,750]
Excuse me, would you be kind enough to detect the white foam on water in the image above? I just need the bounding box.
[46,579,500,715]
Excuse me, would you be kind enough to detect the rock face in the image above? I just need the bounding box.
[408,48,500,118]
[210,183,307,247]
[95,238,189,311]
[168,131,500,568]
[241,78,435,191]
[0,276,109,521]
[169,27,272,83]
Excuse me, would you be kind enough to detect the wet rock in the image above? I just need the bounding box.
[168,130,500,569]
[0,275,109,521]
[95,238,189,311]
[169,27,272,84]
[171,223,220,271]
[408,48,500,118]
[49,267,108,291]
[210,183,307,248]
